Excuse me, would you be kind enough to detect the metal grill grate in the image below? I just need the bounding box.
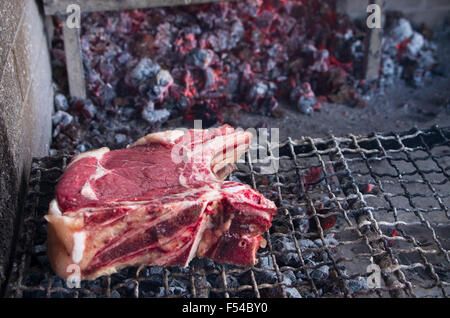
[4,126,450,298]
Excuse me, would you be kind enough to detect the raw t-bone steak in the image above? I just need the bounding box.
[46,125,277,280]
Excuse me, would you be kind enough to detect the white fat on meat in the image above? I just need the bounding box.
[128,130,185,147]
[69,147,110,167]
[49,199,62,216]
[221,184,248,193]
[72,231,86,264]
[184,201,213,265]
[179,173,188,188]
[80,164,109,200]
[45,199,77,227]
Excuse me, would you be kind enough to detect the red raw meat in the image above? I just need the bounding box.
[46,125,277,280]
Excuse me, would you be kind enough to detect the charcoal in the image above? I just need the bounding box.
[351,40,364,60]
[295,271,307,281]
[262,95,279,114]
[154,22,177,56]
[407,32,425,56]
[258,255,274,269]
[186,49,214,69]
[297,239,318,251]
[313,239,328,251]
[382,57,395,77]
[129,58,161,86]
[170,266,190,274]
[256,270,278,284]
[305,259,317,273]
[284,253,302,267]
[284,287,302,298]
[255,10,277,30]
[297,96,315,115]
[320,251,329,262]
[100,83,117,105]
[80,99,97,119]
[187,101,222,127]
[191,258,221,272]
[167,278,189,295]
[52,277,67,288]
[345,277,369,294]
[54,93,69,111]
[272,236,296,252]
[75,141,92,154]
[154,287,165,297]
[114,133,127,145]
[326,236,339,247]
[381,16,437,88]
[202,67,217,91]
[139,279,163,297]
[412,68,427,87]
[194,275,211,298]
[230,19,245,47]
[110,290,121,298]
[142,107,170,125]
[207,30,230,52]
[147,266,164,276]
[293,217,309,234]
[238,271,253,285]
[389,18,414,43]
[311,265,329,281]
[155,70,173,87]
[99,61,115,82]
[278,16,297,35]
[419,50,437,70]
[52,111,73,128]
[260,286,284,298]
[116,107,135,122]
[49,149,58,156]
[215,274,239,289]
[146,69,174,102]
[247,82,269,103]
[291,207,309,232]
[117,52,131,64]
[281,270,296,285]
[239,269,277,286]
[36,255,49,266]
[32,245,46,255]
[49,1,440,155]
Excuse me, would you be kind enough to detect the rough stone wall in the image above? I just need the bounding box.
[337,0,450,29]
[0,0,53,287]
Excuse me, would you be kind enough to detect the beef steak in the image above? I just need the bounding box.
[46,125,277,280]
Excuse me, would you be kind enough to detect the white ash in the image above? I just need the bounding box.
[54,93,69,111]
[389,18,414,43]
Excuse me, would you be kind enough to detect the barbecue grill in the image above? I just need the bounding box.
[3,125,449,298]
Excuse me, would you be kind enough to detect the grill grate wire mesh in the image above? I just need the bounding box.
[4,126,450,298]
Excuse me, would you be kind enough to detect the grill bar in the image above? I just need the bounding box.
[4,126,450,298]
[330,134,412,297]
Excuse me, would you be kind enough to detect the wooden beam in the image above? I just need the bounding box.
[62,22,86,98]
[363,0,385,82]
[43,0,235,15]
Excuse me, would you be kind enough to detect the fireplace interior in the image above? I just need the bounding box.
[0,0,449,298]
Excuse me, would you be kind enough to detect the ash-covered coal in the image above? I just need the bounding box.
[49,0,439,154]
[49,0,358,152]
[380,13,438,88]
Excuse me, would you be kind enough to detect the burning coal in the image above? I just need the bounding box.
[50,0,438,154]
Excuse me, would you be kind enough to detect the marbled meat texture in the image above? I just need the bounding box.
[46,125,277,280]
